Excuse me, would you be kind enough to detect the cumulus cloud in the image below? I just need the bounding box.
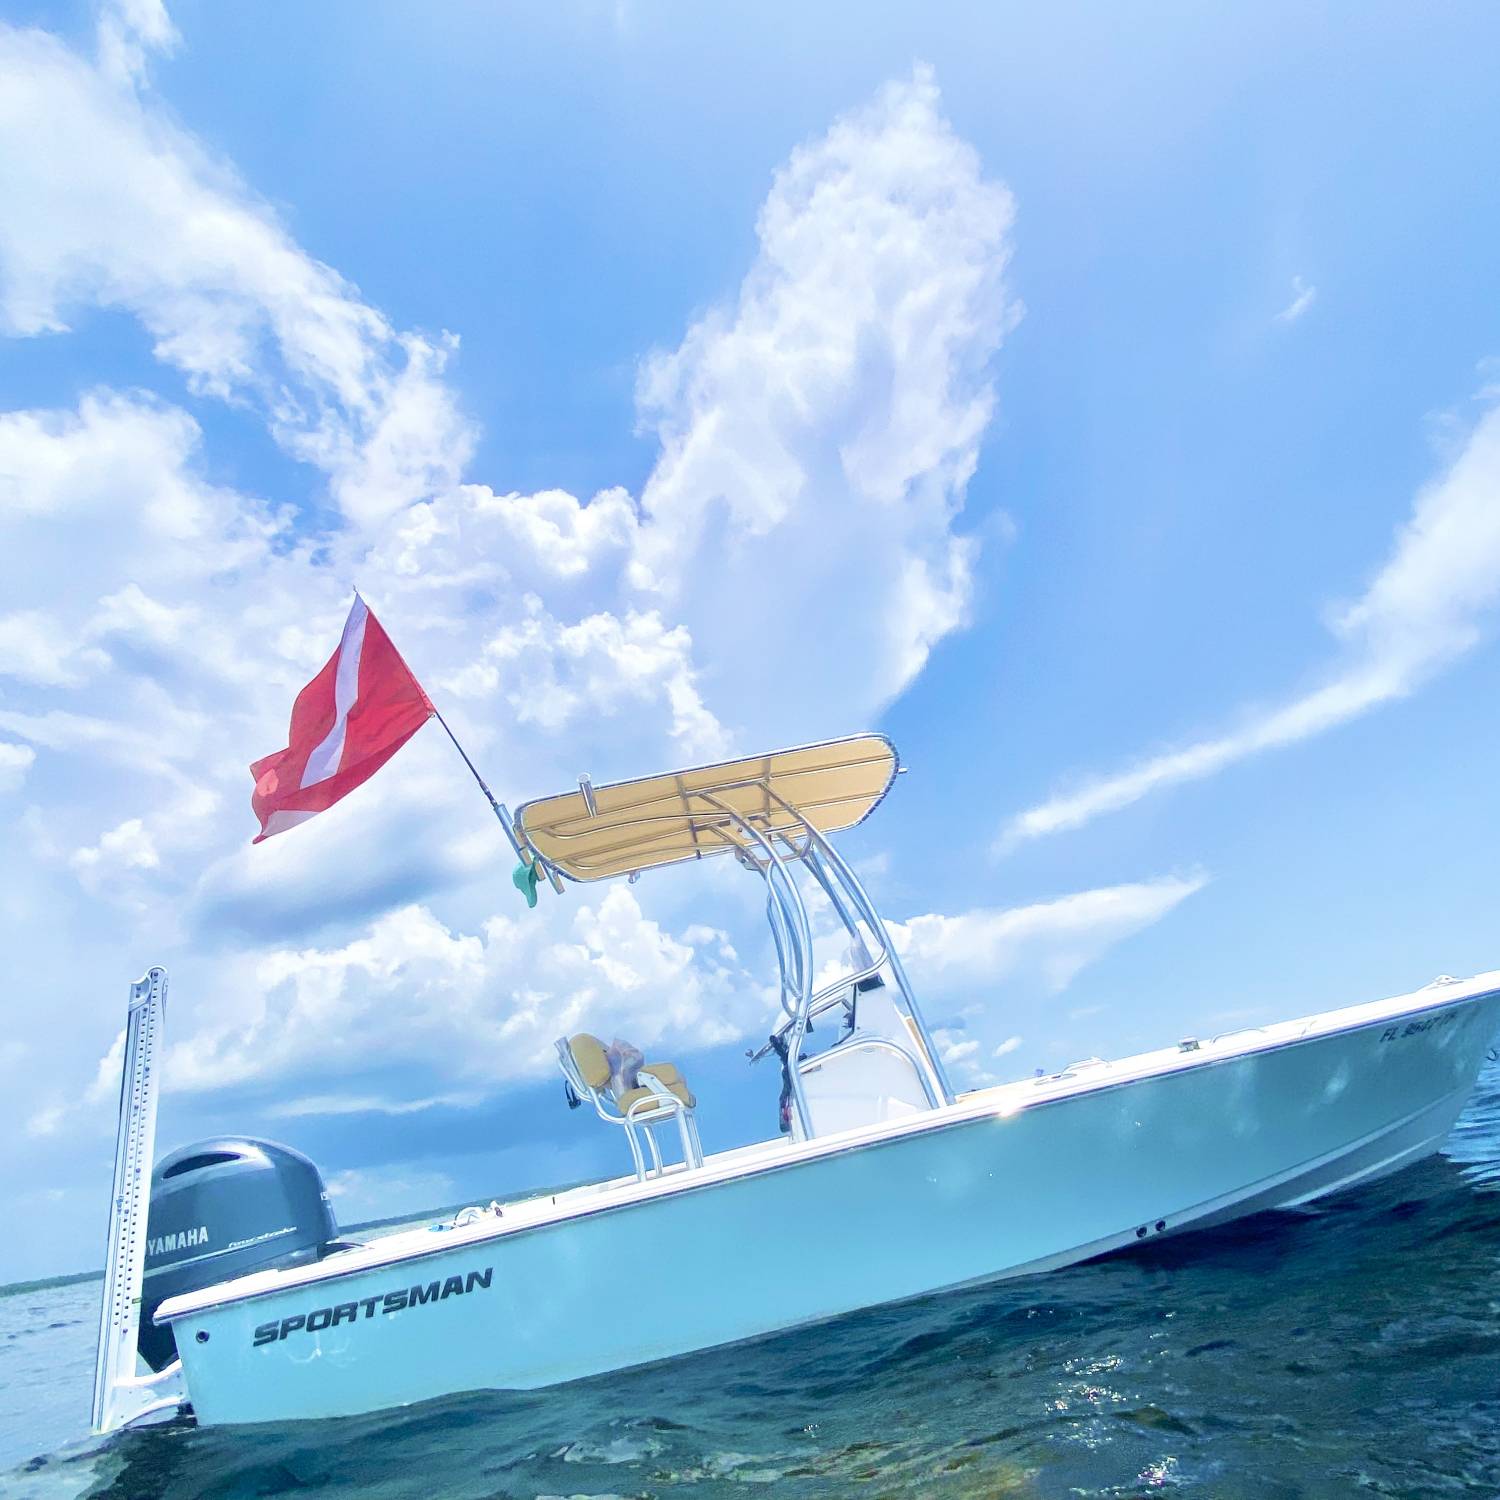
[441,484,639,583]
[630,65,1018,736]
[999,396,1500,849]
[156,887,768,1098]
[442,598,729,758]
[71,816,160,876]
[0,610,105,685]
[0,20,473,525]
[0,390,267,547]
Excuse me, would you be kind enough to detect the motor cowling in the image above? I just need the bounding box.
[139,1137,346,1370]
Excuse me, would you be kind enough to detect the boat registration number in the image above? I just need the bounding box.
[1378,1011,1456,1043]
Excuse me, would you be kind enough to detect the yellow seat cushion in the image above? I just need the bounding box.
[643,1063,695,1109]
[568,1033,611,1091]
[617,1076,696,1113]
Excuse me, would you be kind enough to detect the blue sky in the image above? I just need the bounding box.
[2,0,1499,1281]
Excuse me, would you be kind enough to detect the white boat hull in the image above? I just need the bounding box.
[161,977,1500,1426]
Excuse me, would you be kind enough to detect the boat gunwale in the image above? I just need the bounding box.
[157,975,1500,1326]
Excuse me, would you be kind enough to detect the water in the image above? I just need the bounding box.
[4,1062,1499,1499]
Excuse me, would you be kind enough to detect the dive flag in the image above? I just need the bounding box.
[250,596,434,842]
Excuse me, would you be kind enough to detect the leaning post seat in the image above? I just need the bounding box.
[619,1062,696,1112]
[556,1034,704,1180]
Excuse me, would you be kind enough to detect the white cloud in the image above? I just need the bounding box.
[1000,396,1500,849]
[891,874,1206,993]
[70,817,161,900]
[0,391,253,540]
[159,886,770,1097]
[629,64,1018,738]
[96,0,178,85]
[90,583,199,648]
[0,21,473,525]
[1275,274,1317,324]
[0,741,36,793]
[0,606,112,684]
[450,485,640,582]
[894,874,1207,1085]
[934,1032,980,1067]
[444,598,728,758]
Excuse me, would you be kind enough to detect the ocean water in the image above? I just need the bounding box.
[3,1061,1499,1500]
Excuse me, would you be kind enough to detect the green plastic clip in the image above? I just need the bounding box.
[513,864,543,906]
[512,859,542,908]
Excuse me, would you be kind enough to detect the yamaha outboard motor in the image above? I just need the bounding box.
[139,1138,348,1370]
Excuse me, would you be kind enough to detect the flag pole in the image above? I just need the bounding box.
[344,589,561,895]
[430,707,565,895]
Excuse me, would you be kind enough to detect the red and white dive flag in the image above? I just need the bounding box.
[250,596,434,842]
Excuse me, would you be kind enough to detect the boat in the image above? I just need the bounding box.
[90,733,1500,1431]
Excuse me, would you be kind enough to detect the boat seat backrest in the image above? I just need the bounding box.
[568,1033,612,1092]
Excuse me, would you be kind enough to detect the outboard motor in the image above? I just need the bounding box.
[139,1138,349,1370]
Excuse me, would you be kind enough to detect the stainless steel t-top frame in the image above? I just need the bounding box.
[582,777,948,1137]
[513,738,955,1139]
[699,782,954,1136]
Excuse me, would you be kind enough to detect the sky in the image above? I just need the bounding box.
[2,0,1499,1282]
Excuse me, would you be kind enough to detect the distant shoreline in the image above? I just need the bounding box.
[0,1267,102,1298]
